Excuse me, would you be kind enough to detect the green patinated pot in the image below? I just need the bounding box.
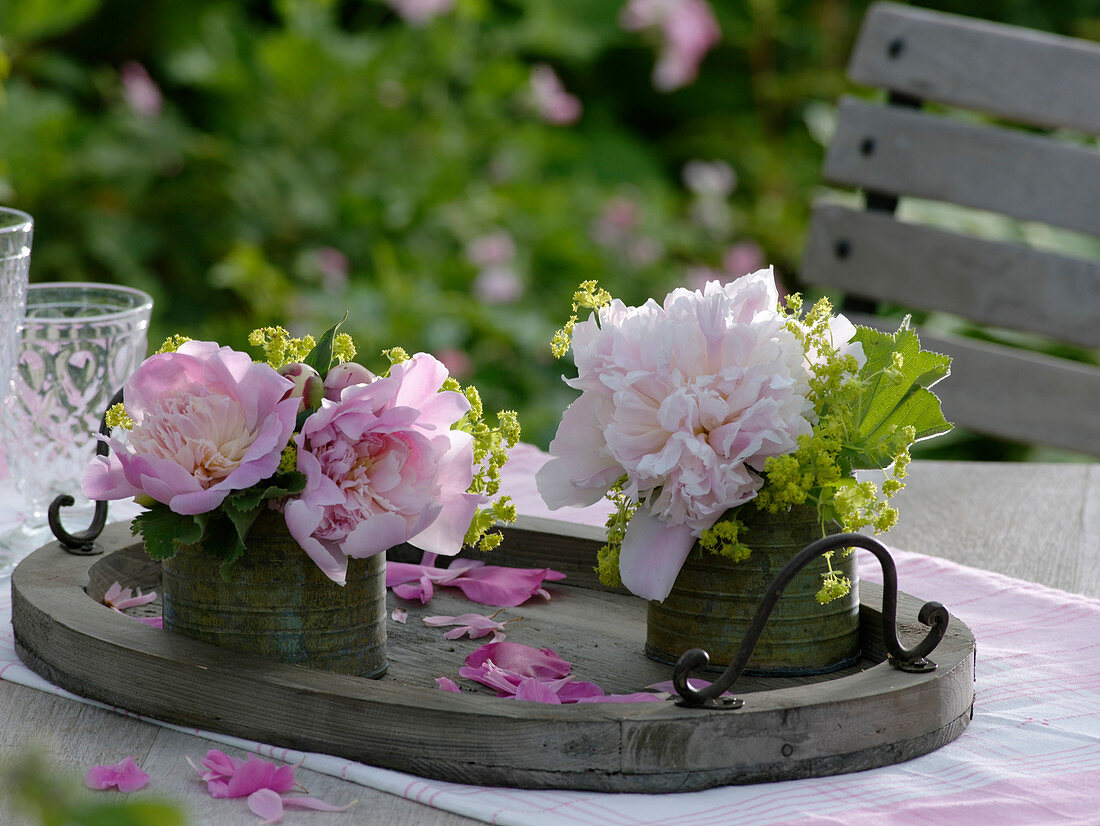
[161,510,388,678]
[645,504,860,676]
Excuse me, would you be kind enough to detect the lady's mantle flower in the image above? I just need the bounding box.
[283,353,480,585]
[82,341,299,516]
[537,270,814,601]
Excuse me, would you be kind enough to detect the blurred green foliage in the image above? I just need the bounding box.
[1,0,1098,453]
[3,750,186,826]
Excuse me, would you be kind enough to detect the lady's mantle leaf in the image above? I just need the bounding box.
[846,325,952,468]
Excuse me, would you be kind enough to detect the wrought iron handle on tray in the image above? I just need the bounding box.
[48,388,123,554]
[673,533,950,709]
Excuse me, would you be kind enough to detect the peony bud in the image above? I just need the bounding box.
[279,363,324,413]
[323,361,375,401]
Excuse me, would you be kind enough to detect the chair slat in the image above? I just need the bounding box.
[849,2,1100,134]
[847,315,1100,456]
[823,98,1100,236]
[802,204,1100,349]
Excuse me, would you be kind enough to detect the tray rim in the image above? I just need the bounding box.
[11,521,976,792]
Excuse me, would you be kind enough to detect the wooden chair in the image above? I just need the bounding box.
[800,2,1100,456]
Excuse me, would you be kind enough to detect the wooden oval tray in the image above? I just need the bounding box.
[11,519,975,792]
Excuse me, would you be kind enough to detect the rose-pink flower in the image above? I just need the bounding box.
[82,341,299,516]
[283,353,480,585]
[537,270,816,601]
[620,0,721,92]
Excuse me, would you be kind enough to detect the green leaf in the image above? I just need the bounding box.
[131,507,203,560]
[845,325,953,468]
[303,313,348,379]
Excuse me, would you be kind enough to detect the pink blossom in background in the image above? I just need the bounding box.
[473,267,523,304]
[530,64,583,125]
[82,341,298,516]
[682,159,735,197]
[685,265,723,292]
[466,231,516,268]
[283,353,479,585]
[620,0,721,92]
[723,240,765,277]
[435,348,472,378]
[592,197,639,247]
[120,62,162,118]
[313,246,349,294]
[387,0,454,25]
[85,756,150,792]
[536,270,816,601]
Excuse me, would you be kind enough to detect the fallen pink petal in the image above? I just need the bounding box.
[102,581,158,611]
[456,641,609,703]
[512,677,563,704]
[282,795,357,812]
[388,556,565,606]
[465,641,572,680]
[248,788,285,824]
[139,616,163,628]
[423,610,517,640]
[391,607,408,624]
[435,676,461,692]
[84,755,150,792]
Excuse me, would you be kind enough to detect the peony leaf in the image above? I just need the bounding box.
[302,314,347,379]
[131,506,203,560]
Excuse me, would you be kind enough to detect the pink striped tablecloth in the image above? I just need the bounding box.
[4,445,1100,825]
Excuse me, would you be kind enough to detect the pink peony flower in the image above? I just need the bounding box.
[537,270,816,601]
[283,353,480,585]
[620,0,721,92]
[82,341,299,516]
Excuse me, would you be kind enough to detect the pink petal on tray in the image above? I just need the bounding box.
[248,788,285,824]
[84,756,150,792]
[465,641,572,680]
[436,677,461,692]
[512,677,563,704]
[449,565,566,607]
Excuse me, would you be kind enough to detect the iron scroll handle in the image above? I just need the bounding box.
[672,532,950,709]
[47,388,123,554]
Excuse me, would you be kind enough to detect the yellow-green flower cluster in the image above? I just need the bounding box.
[550,280,612,358]
[155,334,192,355]
[248,326,316,369]
[596,480,636,588]
[444,380,522,552]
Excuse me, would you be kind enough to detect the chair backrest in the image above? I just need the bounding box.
[800,2,1100,456]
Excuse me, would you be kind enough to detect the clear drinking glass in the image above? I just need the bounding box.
[0,283,153,569]
[0,208,33,386]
